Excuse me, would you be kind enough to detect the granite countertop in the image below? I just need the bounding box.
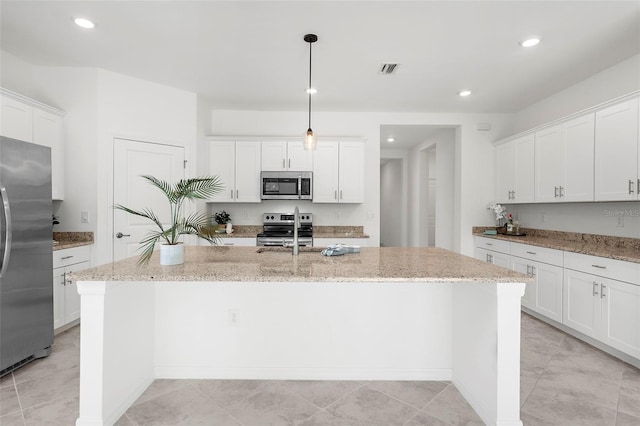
[53,232,94,251]
[472,227,640,264]
[71,246,531,284]
[209,225,369,239]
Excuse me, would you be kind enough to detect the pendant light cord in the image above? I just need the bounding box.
[308,40,312,130]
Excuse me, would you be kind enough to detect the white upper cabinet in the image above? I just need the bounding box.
[261,140,313,171]
[33,108,64,200]
[535,113,595,203]
[208,140,261,203]
[1,94,33,142]
[595,97,639,201]
[1,89,65,200]
[495,134,534,203]
[313,140,364,203]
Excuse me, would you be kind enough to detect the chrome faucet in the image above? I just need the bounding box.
[293,206,299,255]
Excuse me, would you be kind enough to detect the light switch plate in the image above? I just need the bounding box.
[81,211,89,223]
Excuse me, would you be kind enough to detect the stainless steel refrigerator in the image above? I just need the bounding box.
[0,136,53,376]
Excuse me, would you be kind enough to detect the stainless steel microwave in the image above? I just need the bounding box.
[261,171,312,200]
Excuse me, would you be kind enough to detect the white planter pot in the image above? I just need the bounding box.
[160,243,184,266]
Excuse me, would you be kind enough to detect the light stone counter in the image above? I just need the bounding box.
[473,227,640,263]
[72,246,531,283]
[75,246,527,426]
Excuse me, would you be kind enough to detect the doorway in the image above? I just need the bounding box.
[112,138,184,262]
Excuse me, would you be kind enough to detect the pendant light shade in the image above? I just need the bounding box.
[303,33,318,151]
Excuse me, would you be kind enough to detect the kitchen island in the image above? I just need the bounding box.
[73,246,530,426]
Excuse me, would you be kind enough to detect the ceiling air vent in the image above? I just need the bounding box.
[379,63,399,74]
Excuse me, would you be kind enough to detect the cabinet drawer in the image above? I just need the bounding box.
[475,237,510,254]
[53,246,91,269]
[564,251,639,285]
[510,242,563,266]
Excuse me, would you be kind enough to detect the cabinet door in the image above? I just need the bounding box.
[535,125,563,203]
[0,94,33,142]
[261,141,286,171]
[287,142,313,171]
[234,141,262,203]
[313,141,340,203]
[514,134,535,203]
[338,142,364,203]
[64,261,89,324]
[209,141,236,202]
[563,269,601,339]
[512,257,535,310]
[595,98,639,201]
[53,268,66,330]
[33,108,64,200]
[601,278,640,359]
[563,113,595,202]
[495,141,516,203]
[533,261,563,323]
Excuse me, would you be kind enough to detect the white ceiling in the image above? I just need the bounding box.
[1,1,639,147]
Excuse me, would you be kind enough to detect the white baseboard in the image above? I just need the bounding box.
[155,366,453,381]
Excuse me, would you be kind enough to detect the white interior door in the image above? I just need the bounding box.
[113,139,184,262]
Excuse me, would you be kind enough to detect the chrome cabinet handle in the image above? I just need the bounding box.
[288,159,291,169]
[334,190,337,200]
[526,265,531,275]
[485,242,493,246]
[116,232,131,238]
[591,264,606,269]
[282,159,285,169]
[526,251,536,255]
[530,266,536,276]
[230,189,234,199]
[236,189,239,199]
[554,186,559,198]
[340,190,343,200]
[559,186,564,197]
[61,255,74,260]
[637,179,639,195]
[629,180,635,195]
[0,185,12,279]
[601,284,606,298]
[593,281,599,296]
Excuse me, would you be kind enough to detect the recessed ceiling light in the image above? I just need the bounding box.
[306,88,317,94]
[520,38,540,47]
[74,18,95,29]
[387,138,395,143]
[458,90,472,97]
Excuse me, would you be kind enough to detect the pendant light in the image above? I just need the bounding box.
[303,33,318,151]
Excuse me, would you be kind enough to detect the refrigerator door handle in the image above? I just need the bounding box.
[0,184,12,278]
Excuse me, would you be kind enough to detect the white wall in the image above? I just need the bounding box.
[380,159,403,246]
[513,54,640,133]
[0,50,35,97]
[207,109,514,254]
[380,148,410,247]
[95,69,198,265]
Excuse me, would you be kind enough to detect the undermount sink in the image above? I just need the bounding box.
[256,246,324,253]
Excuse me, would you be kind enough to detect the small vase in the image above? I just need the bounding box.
[226,222,233,234]
[160,243,184,266]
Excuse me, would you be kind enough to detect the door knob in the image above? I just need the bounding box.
[116,232,131,239]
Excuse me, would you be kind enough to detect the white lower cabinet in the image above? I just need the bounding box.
[474,237,511,268]
[53,246,91,331]
[218,238,256,246]
[564,251,640,359]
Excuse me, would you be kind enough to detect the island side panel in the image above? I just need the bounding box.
[76,281,155,426]
[452,281,525,426]
[154,281,454,380]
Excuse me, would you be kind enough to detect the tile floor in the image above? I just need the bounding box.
[0,313,639,425]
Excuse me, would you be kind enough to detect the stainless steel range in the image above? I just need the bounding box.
[256,213,313,247]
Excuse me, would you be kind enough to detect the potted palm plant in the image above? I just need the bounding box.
[115,175,223,265]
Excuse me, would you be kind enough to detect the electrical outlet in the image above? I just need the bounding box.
[617,216,624,227]
[243,210,248,219]
[335,212,340,220]
[228,309,240,326]
[81,211,89,224]
[540,213,545,223]
[367,211,375,220]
